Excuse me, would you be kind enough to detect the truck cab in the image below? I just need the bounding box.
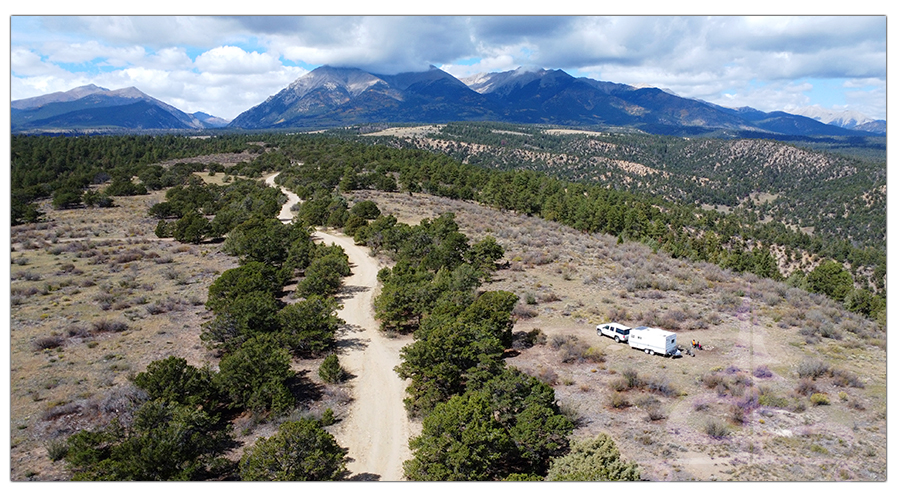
[596,322,631,343]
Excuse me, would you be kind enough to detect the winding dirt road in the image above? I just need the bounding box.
[264,173,414,481]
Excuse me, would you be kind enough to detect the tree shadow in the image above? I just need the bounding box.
[336,324,370,351]
[334,284,370,300]
[336,336,369,355]
[347,472,382,481]
[288,369,323,404]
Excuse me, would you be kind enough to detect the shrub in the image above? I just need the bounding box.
[728,404,746,424]
[216,337,295,414]
[318,354,346,384]
[622,368,645,390]
[752,365,773,378]
[548,334,569,350]
[758,393,790,408]
[65,399,229,481]
[91,319,128,334]
[583,347,606,364]
[848,399,866,411]
[553,335,600,364]
[608,377,628,393]
[512,303,538,319]
[525,328,546,346]
[795,378,819,396]
[32,335,64,351]
[645,405,667,422]
[791,400,808,413]
[239,419,348,481]
[829,368,864,389]
[646,377,678,397]
[810,393,831,406]
[534,366,558,386]
[66,324,91,338]
[41,401,82,421]
[46,439,69,462]
[609,392,631,409]
[703,419,730,438]
[133,356,218,409]
[699,371,725,389]
[796,358,830,379]
[278,295,344,356]
[297,257,345,297]
[606,306,630,323]
[546,434,640,481]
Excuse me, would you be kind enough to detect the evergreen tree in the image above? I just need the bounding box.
[239,419,347,481]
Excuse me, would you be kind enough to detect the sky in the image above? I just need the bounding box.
[7,11,889,122]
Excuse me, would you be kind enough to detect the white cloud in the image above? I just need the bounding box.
[9,15,887,121]
[10,48,58,77]
[440,53,520,79]
[194,46,282,75]
[145,47,194,71]
[43,40,148,67]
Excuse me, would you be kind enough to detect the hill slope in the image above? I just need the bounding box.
[11,85,222,132]
[350,189,886,481]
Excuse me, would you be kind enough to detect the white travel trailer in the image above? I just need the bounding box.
[628,326,680,357]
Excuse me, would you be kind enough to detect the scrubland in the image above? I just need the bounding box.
[351,190,887,481]
[8,185,887,481]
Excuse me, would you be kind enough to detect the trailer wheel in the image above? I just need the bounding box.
[645,349,652,355]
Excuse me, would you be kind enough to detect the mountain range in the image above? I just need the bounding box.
[788,105,886,134]
[12,68,885,137]
[11,85,226,132]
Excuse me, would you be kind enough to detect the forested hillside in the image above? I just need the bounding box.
[361,122,886,251]
[11,130,886,324]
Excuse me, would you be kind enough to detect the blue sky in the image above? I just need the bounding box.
[7,12,888,122]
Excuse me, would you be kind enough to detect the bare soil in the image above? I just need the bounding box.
[348,189,887,482]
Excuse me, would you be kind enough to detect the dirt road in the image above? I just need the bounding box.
[264,172,301,222]
[265,173,414,481]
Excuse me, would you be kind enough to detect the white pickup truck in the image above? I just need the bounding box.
[596,322,631,343]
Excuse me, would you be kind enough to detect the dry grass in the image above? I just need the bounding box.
[351,189,887,481]
[10,185,887,481]
[8,192,240,480]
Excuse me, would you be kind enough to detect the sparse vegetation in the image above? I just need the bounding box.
[703,419,731,439]
[9,132,887,481]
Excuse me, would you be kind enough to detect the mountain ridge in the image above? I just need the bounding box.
[228,66,880,137]
[11,67,883,137]
[11,85,227,132]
